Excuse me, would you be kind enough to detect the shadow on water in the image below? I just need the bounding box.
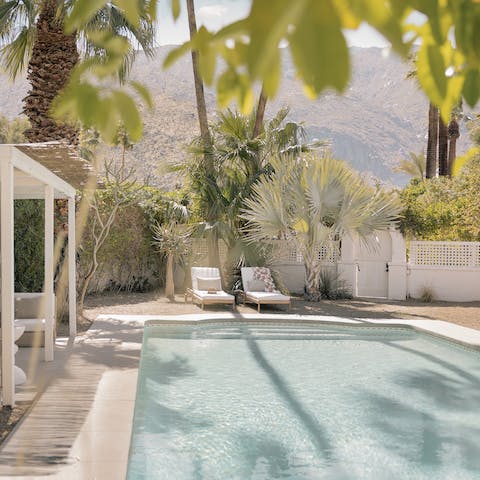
[237,433,293,478]
[143,401,213,435]
[356,335,480,473]
[361,391,480,472]
[245,334,334,464]
[144,352,196,385]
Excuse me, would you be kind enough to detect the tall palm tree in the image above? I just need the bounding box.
[426,102,439,178]
[185,0,212,155]
[0,0,155,144]
[447,117,460,175]
[438,116,448,176]
[242,153,400,299]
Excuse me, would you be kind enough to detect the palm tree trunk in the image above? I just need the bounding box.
[447,118,460,176]
[24,0,79,144]
[186,0,212,156]
[426,103,438,178]
[207,231,221,271]
[438,116,448,176]
[186,0,220,268]
[253,88,267,138]
[165,253,175,300]
[305,263,321,301]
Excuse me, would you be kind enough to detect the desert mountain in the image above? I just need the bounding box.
[0,46,470,187]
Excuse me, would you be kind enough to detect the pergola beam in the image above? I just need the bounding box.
[1,157,15,405]
[12,147,76,198]
[68,196,77,337]
[44,185,55,362]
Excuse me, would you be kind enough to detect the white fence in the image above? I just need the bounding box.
[408,241,480,302]
[181,237,480,302]
[189,239,340,267]
[410,241,480,268]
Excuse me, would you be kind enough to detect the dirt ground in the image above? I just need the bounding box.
[82,290,480,332]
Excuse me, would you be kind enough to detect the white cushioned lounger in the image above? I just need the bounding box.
[241,267,291,313]
[189,267,235,310]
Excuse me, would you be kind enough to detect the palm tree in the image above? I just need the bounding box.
[426,102,439,178]
[0,0,155,144]
[187,107,323,255]
[152,222,192,300]
[393,151,426,180]
[241,153,400,299]
[438,116,448,176]
[447,117,460,175]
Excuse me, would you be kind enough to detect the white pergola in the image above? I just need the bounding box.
[0,143,93,406]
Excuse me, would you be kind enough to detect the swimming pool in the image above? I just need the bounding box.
[127,322,480,479]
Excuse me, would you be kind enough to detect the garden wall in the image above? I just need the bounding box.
[406,242,480,302]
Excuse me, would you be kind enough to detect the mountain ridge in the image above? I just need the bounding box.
[0,46,470,187]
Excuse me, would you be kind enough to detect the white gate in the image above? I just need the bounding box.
[356,231,392,298]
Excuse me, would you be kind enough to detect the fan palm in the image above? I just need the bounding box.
[393,151,426,180]
[188,107,324,255]
[242,153,401,299]
[152,222,192,300]
[0,0,155,144]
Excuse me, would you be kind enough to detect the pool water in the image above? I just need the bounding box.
[127,323,480,479]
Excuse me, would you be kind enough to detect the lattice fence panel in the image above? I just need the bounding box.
[410,241,480,267]
[190,239,340,266]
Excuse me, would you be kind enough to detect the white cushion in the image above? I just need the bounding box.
[15,318,45,332]
[197,277,222,291]
[246,291,290,302]
[247,279,265,292]
[193,289,234,300]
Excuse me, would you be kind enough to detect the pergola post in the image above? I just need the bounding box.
[68,195,77,337]
[44,185,55,362]
[1,157,15,406]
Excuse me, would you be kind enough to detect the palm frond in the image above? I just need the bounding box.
[0,0,37,78]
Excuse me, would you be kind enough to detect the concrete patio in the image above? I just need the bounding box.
[0,316,144,479]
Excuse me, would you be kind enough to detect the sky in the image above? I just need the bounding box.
[156,0,390,48]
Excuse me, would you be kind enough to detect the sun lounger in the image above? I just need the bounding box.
[241,267,291,313]
[188,267,235,310]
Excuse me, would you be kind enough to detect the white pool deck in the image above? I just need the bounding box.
[0,313,479,479]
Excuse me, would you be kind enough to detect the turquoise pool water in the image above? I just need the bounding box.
[127,323,480,479]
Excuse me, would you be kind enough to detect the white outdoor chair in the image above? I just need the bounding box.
[187,267,235,310]
[241,267,291,313]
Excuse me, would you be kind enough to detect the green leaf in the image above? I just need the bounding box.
[462,69,480,107]
[163,41,192,69]
[65,0,107,33]
[247,0,307,79]
[289,10,349,96]
[171,0,180,20]
[76,83,101,125]
[262,49,280,98]
[417,39,447,106]
[130,81,154,109]
[111,90,143,142]
[114,0,140,27]
[217,69,237,107]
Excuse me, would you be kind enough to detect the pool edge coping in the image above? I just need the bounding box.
[96,313,480,351]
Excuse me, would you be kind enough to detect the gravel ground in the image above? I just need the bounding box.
[82,290,480,331]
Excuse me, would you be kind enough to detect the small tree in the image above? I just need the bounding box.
[242,153,400,299]
[78,161,144,313]
[152,221,192,300]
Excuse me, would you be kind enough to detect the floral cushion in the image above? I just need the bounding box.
[252,267,276,292]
